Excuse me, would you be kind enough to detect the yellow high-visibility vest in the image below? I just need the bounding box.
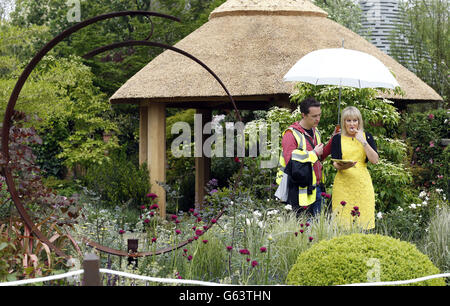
[276,127,323,206]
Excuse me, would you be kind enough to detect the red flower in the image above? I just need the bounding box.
[140,205,146,210]
[147,192,158,199]
[340,201,347,206]
[144,218,150,224]
[187,255,193,261]
[428,113,434,119]
[226,246,233,251]
[308,236,314,242]
[171,214,178,220]
[202,240,208,244]
[300,229,304,234]
[151,237,157,243]
[239,249,250,255]
[251,260,258,267]
[119,229,125,235]
[175,229,181,235]
[195,229,203,236]
[234,157,240,163]
[260,247,267,253]
[211,218,217,224]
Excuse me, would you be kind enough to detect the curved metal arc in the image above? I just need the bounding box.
[82,40,241,120]
[1,11,180,260]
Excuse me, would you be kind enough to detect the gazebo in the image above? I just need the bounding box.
[109,0,443,217]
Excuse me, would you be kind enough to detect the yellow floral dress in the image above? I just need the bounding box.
[331,133,375,229]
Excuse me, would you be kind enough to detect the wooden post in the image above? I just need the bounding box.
[83,253,101,286]
[127,239,138,269]
[147,103,166,218]
[195,109,212,211]
[139,105,148,165]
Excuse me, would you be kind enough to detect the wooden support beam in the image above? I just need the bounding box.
[147,103,166,218]
[139,106,148,165]
[194,109,211,211]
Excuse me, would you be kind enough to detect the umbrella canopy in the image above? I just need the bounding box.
[283,47,400,89]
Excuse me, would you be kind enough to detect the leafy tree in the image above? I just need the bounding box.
[313,0,363,35]
[389,0,449,102]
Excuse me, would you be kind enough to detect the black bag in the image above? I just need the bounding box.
[284,158,313,188]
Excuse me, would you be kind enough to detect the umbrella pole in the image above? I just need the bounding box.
[337,86,341,125]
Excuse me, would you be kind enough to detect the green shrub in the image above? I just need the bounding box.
[286,233,445,286]
[83,151,151,210]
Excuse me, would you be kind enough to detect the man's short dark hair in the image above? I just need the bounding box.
[300,97,320,115]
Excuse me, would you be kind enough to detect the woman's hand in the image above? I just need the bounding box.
[333,161,357,170]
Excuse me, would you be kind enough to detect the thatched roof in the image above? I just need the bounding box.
[110,0,442,107]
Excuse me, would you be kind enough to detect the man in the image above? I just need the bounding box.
[276,97,334,217]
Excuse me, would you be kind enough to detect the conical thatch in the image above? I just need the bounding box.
[110,0,442,106]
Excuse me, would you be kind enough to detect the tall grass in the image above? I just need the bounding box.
[422,205,450,273]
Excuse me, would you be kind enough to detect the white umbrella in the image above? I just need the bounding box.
[283,47,400,124]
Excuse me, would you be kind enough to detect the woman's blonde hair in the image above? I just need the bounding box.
[341,106,364,136]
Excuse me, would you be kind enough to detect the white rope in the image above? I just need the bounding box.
[98,268,232,286]
[0,270,84,286]
[0,269,447,287]
[339,272,450,286]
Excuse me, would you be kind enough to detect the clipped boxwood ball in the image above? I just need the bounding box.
[286,233,445,286]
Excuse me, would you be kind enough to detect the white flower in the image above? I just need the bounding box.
[284,204,292,211]
[398,207,404,212]
[436,189,443,194]
[409,203,417,209]
[267,209,279,216]
[253,210,262,218]
[376,212,383,219]
[419,191,427,198]
[422,201,428,206]
[257,221,264,228]
[246,218,251,226]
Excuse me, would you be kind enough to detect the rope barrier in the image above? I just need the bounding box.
[339,272,450,286]
[0,269,448,286]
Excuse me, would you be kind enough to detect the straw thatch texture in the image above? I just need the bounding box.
[110,1,442,105]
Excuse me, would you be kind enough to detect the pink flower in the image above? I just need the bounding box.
[189,208,195,213]
[305,222,310,227]
[309,236,314,242]
[260,247,267,253]
[144,218,150,224]
[187,255,193,261]
[294,232,298,237]
[211,218,217,224]
[171,214,178,220]
[150,204,159,210]
[140,205,146,210]
[234,157,241,163]
[415,147,421,152]
[147,192,158,199]
[429,141,435,148]
[321,192,326,197]
[340,201,347,206]
[428,113,434,119]
[202,240,208,244]
[175,229,181,235]
[183,248,188,253]
[195,229,203,236]
[226,246,233,251]
[251,260,258,267]
[151,237,157,243]
[299,229,304,234]
[239,249,250,255]
[119,229,125,234]
[353,206,359,211]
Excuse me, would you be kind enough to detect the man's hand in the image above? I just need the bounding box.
[313,143,324,157]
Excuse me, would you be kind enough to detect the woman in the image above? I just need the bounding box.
[331,106,379,229]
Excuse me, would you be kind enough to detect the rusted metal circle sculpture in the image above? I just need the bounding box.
[1,11,242,259]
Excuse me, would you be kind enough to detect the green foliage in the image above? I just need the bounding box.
[83,151,151,210]
[313,0,363,34]
[389,0,449,102]
[402,109,449,195]
[286,233,446,286]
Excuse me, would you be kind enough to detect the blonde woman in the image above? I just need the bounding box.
[331,106,379,229]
